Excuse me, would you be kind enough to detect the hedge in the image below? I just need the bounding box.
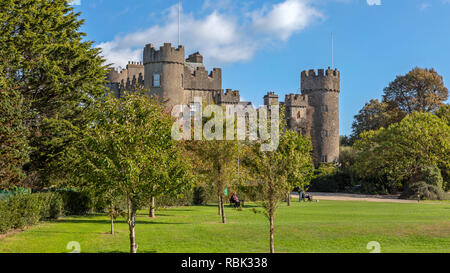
[0,192,63,234]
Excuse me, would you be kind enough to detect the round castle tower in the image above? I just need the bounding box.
[143,43,185,107]
[301,68,340,165]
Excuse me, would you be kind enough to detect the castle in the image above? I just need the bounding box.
[106,42,340,165]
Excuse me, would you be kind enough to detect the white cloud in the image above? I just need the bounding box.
[98,0,322,68]
[251,0,323,41]
[367,0,381,5]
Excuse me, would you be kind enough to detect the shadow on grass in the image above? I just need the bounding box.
[98,250,158,254]
[56,219,187,225]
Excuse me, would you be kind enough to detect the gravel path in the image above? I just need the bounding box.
[292,192,420,204]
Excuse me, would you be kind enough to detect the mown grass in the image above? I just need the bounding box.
[0,200,449,253]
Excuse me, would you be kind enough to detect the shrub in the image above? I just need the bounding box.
[0,192,65,234]
[193,186,207,205]
[402,182,445,200]
[59,190,93,215]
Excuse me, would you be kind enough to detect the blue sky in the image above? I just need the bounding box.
[73,0,450,136]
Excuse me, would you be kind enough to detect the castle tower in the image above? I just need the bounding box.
[301,68,340,165]
[264,92,279,106]
[143,43,185,107]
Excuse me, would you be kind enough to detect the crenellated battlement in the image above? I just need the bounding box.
[216,89,240,104]
[106,62,144,85]
[184,66,222,91]
[301,67,340,93]
[284,93,308,107]
[302,68,339,78]
[143,42,185,65]
[264,92,279,106]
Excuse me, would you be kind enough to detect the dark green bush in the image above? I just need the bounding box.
[0,192,65,234]
[402,181,445,200]
[193,186,207,205]
[59,190,93,215]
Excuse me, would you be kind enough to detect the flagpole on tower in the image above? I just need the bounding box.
[331,32,334,69]
[178,0,181,46]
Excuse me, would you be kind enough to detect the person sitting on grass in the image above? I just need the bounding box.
[230,193,240,208]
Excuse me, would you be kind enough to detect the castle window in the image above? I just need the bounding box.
[321,155,328,163]
[153,73,160,87]
[297,112,301,119]
[181,74,184,88]
[321,105,328,112]
[321,130,328,137]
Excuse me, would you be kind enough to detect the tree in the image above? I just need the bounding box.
[0,72,29,189]
[383,68,448,114]
[351,99,404,143]
[0,0,107,187]
[243,140,290,253]
[82,92,191,253]
[278,130,313,206]
[435,104,450,126]
[186,139,239,224]
[353,112,450,198]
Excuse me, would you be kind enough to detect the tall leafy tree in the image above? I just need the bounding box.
[0,0,107,187]
[82,92,191,253]
[383,67,448,114]
[353,112,450,197]
[0,71,29,189]
[350,99,404,143]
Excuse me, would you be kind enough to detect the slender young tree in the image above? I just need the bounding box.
[278,130,314,206]
[243,141,289,253]
[82,92,191,253]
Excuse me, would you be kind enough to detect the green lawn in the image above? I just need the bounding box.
[0,200,449,253]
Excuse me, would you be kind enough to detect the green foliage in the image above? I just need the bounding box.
[435,104,450,126]
[58,190,93,215]
[278,130,314,193]
[350,99,404,143]
[0,66,29,190]
[309,164,352,193]
[80,92,191,252]
[193,186,208,205]
[0,0,108,187]
[0,192,63,234]
[354,112,450,195]
[402,182,445,201]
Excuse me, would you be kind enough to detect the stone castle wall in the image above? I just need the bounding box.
[105,42,340,165]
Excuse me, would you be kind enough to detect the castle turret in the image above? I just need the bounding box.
[143,43,185,107]
[264,92,279,106]
[301,68,340,165]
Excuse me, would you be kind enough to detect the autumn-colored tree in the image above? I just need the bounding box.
[383,68,448,114]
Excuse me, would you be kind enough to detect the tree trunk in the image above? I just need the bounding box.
[149,196,155,218]
[110,202,114,235]
[220,195,226,224]
[128,197,138,253]
[218,194,222,216]
[269,213,275,253]
[286,192,291,206]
